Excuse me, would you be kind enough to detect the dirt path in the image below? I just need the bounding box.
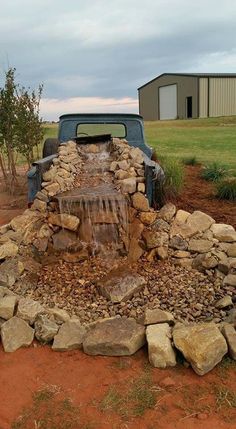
[0,345,235,429]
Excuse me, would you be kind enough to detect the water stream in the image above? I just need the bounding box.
[55,141,129,254]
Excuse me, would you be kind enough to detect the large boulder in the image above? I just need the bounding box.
[52,320,86,351]
[52,229,78,250]
[211,224,236,242]
[98,267,146,303]
[146,324,176,368]
[186,211,215,232]
[17,298,44,324]
[188,239,213,253]
[10,209,45,232]
[173,323,227,375]
[83,317,146,356]
[1,317,34,352]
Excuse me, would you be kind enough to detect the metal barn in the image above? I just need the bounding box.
[138,73,236,121]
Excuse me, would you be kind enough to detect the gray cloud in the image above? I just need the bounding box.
[0,0,235,108]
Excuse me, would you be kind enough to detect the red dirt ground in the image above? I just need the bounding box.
[175,166,236,229]
[0,167,236,429]
[0,344,235,429]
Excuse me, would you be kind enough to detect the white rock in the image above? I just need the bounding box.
[211,224,236,242]
[146,324,176,368]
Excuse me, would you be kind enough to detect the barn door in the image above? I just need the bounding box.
[159,84,177,120]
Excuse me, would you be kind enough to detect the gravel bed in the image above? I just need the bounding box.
[9,255,235,325]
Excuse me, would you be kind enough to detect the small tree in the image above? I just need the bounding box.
[15,84,44,167]
[0,67,44,190]
[0,68,18,185]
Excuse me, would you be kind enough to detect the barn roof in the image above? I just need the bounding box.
[138,73,236,90]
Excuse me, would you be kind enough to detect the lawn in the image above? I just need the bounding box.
[42,116,236,170]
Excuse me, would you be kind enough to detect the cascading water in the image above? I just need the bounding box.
[55,140,129,255]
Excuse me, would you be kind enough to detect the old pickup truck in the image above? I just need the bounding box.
[28,113,163,206]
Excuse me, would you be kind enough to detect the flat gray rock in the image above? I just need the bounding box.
[52,320,86,351]
[17,298,44,324]
[0,295,18,320]
[1,316,34,352]
[98,268,146,303]
[146,324,176,368]
[83,317,146,356]
[34,314,59,343]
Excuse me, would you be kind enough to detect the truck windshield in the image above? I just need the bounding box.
[77,123,126,138]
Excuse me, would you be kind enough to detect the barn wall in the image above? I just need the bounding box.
[209,77,236,117]
[199,78,208,118]
[139,75,198,120]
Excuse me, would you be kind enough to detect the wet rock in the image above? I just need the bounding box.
[222,323,236,360]
[52,229,78,250]
[48,213,80,231]
[146,324,176,368]
[158,203,176,222]
[144,308,174,325]
[0,295,18,320]
[119,178,137,194]
[223,274,236,286]
[188,239,213,254]
[215,296,233,309]
[0,241,18,260]
[98,267,146,303]
[142,230,168,249]
[17,298,44,324]
[52,320,86,351]
[132,193,149,212]
[83,317,146,356]
[186,211,215,232]
[1,316,34,352]
[173,323,227,375]
[34,314,59,343]
[211,224,236,242]
[169,236,188,251]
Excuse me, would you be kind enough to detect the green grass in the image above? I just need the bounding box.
[41,116,236,170]
[216,177,236,201]
[201,162,230,182]
[144,116,236,169]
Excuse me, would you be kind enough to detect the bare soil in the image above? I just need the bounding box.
[0,345,235,429]
[175,166,236,229]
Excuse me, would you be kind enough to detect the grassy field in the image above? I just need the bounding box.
[42,116,236,169]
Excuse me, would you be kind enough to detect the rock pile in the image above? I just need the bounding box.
[0,137,235,376]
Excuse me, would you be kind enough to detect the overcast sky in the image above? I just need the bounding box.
[0,0,235,119]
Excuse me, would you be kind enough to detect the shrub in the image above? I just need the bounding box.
[182,156,198,166]
[201,162,229,182]
[216,177,236,201]
[154,157,184,205]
